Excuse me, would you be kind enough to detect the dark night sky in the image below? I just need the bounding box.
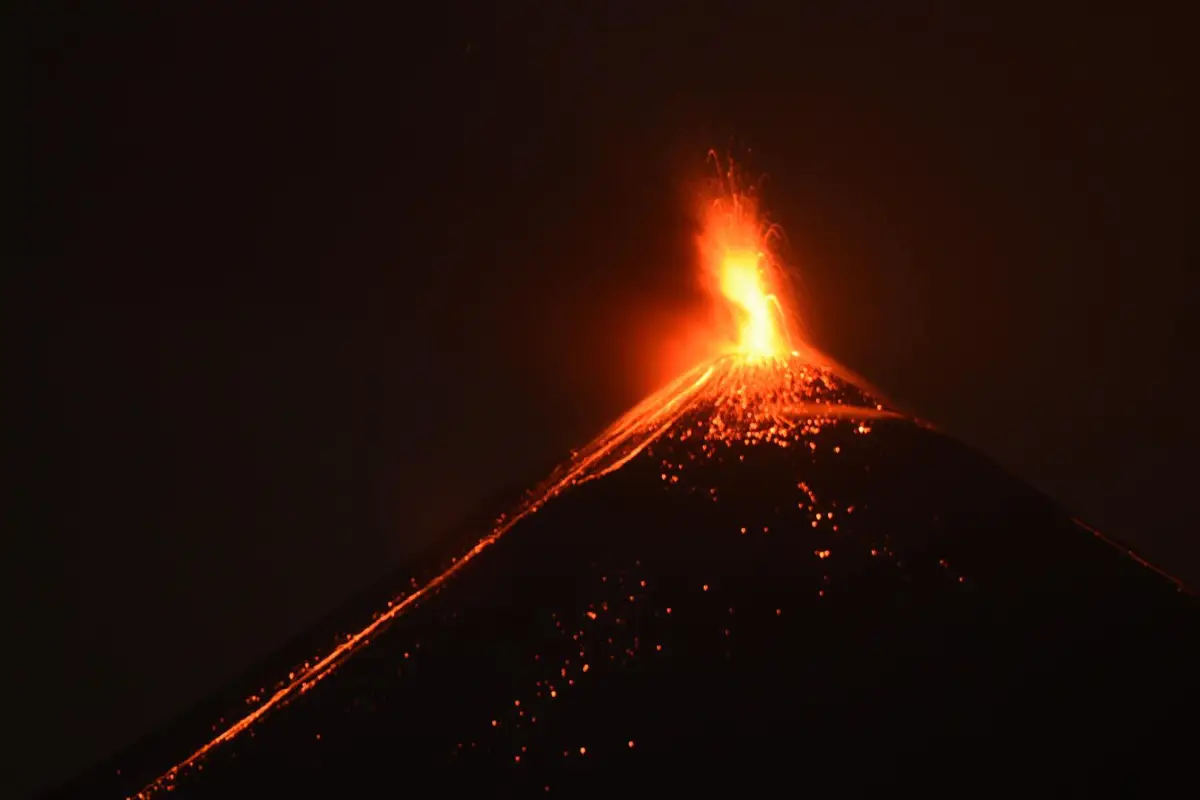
[12,3,1197,796]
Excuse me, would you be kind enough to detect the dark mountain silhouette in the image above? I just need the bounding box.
[53,355,1198,798]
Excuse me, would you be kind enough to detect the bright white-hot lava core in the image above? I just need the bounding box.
[134,153,893,799]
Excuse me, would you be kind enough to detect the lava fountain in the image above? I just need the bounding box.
[696,152,796,362]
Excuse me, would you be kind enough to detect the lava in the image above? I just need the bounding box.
[133,155,890,798]
[697,151,794,361]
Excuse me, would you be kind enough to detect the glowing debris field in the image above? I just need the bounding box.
[67,353,1199,798]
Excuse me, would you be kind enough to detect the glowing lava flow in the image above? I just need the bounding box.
[133,360,725,799]
[135,157,894,798]
[136,359,893,797]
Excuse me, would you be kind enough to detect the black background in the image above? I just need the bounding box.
[12,3,1197,796]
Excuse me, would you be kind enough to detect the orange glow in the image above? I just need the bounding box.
[697,153,794,361]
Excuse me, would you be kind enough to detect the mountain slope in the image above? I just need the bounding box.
[58,354,1198,797]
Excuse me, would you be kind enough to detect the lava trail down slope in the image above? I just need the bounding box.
[60,354,1198,798]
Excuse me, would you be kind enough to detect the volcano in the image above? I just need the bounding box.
[52,157,1199,797]
[55,352,1197,798]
